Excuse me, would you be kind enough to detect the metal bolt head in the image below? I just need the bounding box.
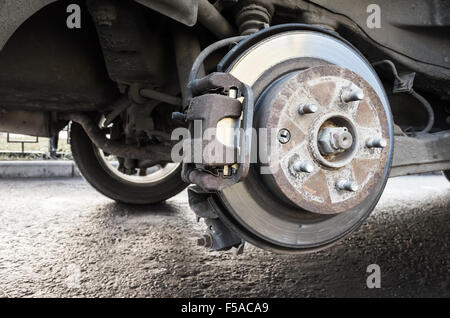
[197,234,213,248]
[336,179,358,192]
[318,127,353,154]
[366,137,387,148]
[278,129,291,144]
[335,130,353,150]
[342,88,364,103]
[293,161,314,173]
[298,103,318,115]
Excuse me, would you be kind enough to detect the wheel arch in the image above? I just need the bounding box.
[0,0,58,51]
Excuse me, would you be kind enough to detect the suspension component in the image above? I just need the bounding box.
[188,186,243,252]
[235,2,273,35]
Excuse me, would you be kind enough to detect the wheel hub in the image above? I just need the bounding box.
[318,126,353,155]
[312,112,358,168]
[257,65,390,214]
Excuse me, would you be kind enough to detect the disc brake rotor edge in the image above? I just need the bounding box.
[213,25,394,251]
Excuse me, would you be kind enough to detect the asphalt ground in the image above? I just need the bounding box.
[0,175,448,297]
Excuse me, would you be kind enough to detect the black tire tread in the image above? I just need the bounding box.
[443,170,450,182]
[70,123,187,204]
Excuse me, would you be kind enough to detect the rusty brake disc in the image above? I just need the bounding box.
[211,26,394,252]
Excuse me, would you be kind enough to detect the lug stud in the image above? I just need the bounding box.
[342,89,364,103]
[293,161,314,173]
[336,179,358,192]
[366,137,387,148]
[298,103,317,114]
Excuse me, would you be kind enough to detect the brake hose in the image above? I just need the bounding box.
[185,35,248,107]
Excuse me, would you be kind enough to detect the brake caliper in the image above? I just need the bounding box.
[179,72,254,252]
[182,72,254,192]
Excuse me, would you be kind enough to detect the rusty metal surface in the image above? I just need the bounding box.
[216,28,393,249]
[63,113,172,163]
[172,24,204,106]
[235,3,273,35]
[139,88,182,106]
[184,71,254,192]
[197,0,237,38]
[257,65,390,214]
[190,72,244,96]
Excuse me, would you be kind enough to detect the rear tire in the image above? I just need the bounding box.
[443,171,450,182]
[70,123,187,204]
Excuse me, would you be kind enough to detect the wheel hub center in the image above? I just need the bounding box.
[312,113,359,169]
[318,126,353,154]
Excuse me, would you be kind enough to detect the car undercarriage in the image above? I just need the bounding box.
[0,0,449,254]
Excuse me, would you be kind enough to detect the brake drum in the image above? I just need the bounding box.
[214,27,394,252]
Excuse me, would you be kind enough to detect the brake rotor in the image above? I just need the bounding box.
[214,26,394,252]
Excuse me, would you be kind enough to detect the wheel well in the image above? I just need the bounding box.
[0,0,118,112]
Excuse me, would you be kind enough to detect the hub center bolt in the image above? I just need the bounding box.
[318,127,353,155]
